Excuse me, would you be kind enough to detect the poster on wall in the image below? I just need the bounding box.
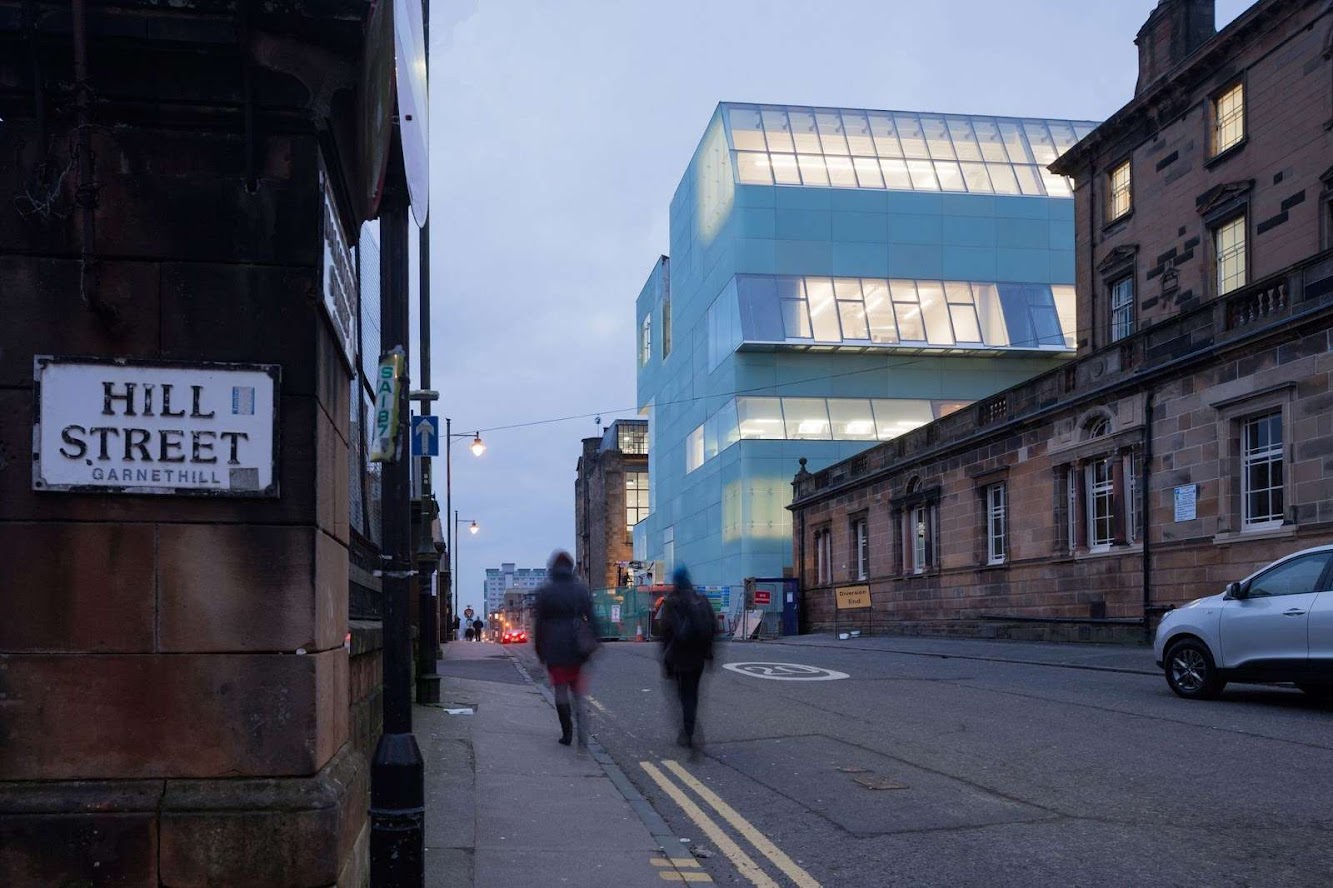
[32,356,280,497]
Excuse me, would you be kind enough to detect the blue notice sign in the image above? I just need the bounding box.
[410,415,440,457]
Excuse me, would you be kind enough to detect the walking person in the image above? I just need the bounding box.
[532,550,599,748]
[472,617,484,642]
[659,566,715,750]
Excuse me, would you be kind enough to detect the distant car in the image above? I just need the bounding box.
[500,629,528,645]
[1154,544,1333,700]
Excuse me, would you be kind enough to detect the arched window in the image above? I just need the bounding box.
[1084,414,1111,440]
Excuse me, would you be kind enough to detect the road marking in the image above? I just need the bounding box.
[663,760,822,888]
[589,697,608,713]
[651,857,712,882]
[722,662,849,681]
[640,762,778,888]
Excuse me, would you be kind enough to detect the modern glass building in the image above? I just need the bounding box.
[633,103,1097,590]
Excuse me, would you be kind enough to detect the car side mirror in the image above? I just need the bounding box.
[1225,581,1245,600]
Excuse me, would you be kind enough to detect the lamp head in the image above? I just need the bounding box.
[469,520,479,535]
[470,433,486,457]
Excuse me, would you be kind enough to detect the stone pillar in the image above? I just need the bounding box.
[0,7,372,884]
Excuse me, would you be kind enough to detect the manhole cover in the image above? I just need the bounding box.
[853,774,907,791]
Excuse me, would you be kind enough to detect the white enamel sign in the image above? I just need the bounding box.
[33,357,280,497]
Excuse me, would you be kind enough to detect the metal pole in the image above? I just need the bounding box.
[446,419,453,640]
[454,509,460,640]
[370,160,424,887]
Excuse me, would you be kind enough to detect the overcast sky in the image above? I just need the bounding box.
[421,0,1251,608]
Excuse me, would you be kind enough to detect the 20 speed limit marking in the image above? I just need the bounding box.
[722,662,849,681]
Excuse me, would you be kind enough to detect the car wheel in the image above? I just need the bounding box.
[1165,639,1225,700]
[1296,683,1333,700]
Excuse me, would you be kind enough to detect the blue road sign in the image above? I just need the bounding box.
[410,415,440,457]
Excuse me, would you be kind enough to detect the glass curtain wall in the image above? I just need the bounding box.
[726,104,1096,197]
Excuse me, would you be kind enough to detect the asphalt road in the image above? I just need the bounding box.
[553,636,1333,888]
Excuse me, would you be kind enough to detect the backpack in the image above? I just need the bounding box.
[672,591,715,648]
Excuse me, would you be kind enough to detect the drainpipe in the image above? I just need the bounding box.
[70,0,113,327]
[1141,387,1155,642]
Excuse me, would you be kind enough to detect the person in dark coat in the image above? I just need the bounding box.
[532,550,598,748]
[658,566,715,749]
[472,618,484,642]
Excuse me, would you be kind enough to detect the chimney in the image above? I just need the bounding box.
[1135,0,1216,95]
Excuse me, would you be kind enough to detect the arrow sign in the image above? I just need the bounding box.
[410,415,439,457]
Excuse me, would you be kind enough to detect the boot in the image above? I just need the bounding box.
[556,704,573,746]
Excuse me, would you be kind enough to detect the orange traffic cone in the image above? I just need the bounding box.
[635,623,645,642]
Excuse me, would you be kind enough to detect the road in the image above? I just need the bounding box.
[545,635,1333,887]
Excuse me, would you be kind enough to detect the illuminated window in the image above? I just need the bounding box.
[1214,215,1247,295]
[626,471,649,531]
[1110,277,1134,342]
[617,423,648,455]
[1242,412,1283,528]
[640,314,652,365]
[1212,82,1245,156]
[1108,160,1132,221]
[685,425,704,473]
[661,291,672,358]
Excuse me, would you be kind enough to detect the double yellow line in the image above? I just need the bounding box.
[641,759,821,888]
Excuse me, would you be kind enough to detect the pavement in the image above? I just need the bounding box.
[417,632,1162,887]
[418,638,704,888]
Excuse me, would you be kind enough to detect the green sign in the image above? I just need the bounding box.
[370,349,405,462]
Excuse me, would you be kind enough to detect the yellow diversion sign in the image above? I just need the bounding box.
[835,584,871,610]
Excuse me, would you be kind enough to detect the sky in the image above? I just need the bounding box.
[420,0,1252,608]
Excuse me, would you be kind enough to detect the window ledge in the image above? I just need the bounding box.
[1102,209,1134,235]
[1205,138,1248,169]
[1073,543,1143,561]
[1213,524,1296,546]
[978,561,1010,572]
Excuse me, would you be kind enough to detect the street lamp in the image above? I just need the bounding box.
[454,512,479,640]
[444,418,484,639]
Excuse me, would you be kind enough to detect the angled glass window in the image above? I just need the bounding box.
[736,152,773,184]
[853,156,885,189]
[999,122,1033,164]
[987,163,1021,195]
[972,119,1010,162]
[771,153,801,184]
[890,280,927,341]
[761,108,795,153]
[880,158,913,190]
[790,109,822,153]
[1052,285,1077,349]
[973,283,1008,346]
[961,162,993,193]
[686,425,704,473]
[917,281,954,344]
[805,278,842,341]
[947,117,983,162]
[1048,121,1078,155]
[868,112,903,157]
[1014,165,1045,196]
[842,110,876,155]
[737,397,784,439]
[783,398,832,440]
[1023,121,1058,165]
[907,159,939,190]
[816,110,850,155]
[797,154,829,187]
[946,282,983,343]
[921,115,956,160]
[934,161,966,192]
[828,399,877,440]
[718,400,740,450]
[729,107,767,151]
[862,280,897,343]
[895,113,928,158]
[825,155,857,188]
[872,399,934,440]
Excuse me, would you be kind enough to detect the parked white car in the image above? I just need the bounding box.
[1153,544,1333,700]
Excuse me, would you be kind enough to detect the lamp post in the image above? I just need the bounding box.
[454,512,479,639]
[444,419,484,639]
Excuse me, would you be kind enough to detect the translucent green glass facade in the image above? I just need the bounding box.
[634,103,1095,589]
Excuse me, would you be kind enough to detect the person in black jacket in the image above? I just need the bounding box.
[659,566,715,749]
[532,550,598,748]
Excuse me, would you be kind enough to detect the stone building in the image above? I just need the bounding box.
[576,419,650,589]
[789,0,1333,641]
[0,1,425,882]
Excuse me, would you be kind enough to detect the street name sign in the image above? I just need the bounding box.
[33,356,279,497]
[410,415,439,457]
